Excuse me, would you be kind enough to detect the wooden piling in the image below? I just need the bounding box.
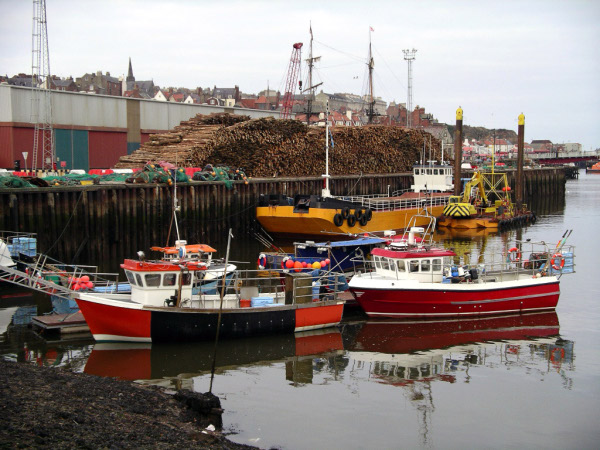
[453,107,463,196]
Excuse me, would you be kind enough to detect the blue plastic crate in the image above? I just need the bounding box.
[251,296,274,307]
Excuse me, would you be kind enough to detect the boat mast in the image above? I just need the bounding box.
[173,151,181,242]
[303,23,322,125]
[322,101,331,198]
[367,29,375,124]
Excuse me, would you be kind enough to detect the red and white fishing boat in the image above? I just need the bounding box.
[348,215,575,318]
[74,241,346,342]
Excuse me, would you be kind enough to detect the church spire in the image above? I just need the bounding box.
[126,57,134,82]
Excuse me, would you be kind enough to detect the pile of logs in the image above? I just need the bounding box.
[114,113,250,169]
[115,113,443,177]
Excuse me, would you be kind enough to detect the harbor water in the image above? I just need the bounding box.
[1,173,599,449]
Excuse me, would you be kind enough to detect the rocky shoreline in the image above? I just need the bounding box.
[0,359,256,449]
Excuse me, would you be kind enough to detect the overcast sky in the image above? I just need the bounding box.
[1,0,599,150]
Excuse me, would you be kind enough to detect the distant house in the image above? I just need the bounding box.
[212,85,240,103]
[154,90,170,101]
[184,93,202,104]
[8,74,35,87]
[76,71,121,96]
[169,92,185,103]
[47,76,78,92]
[238,98,257,109]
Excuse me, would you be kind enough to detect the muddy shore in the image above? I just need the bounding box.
[0,359,256,449]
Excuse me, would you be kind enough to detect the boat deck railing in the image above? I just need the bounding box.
[334,191,449,212]
[352,239,576,284]
[189,269,348,308]
[1,230,124,297]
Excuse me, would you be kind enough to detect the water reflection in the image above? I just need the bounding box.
[84,329,345,388]
[345,312,573,383]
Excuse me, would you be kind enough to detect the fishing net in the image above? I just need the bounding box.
[125,163,190,184]
[191,164,248,189]
[0,175,37,189]
[43,173,98,186]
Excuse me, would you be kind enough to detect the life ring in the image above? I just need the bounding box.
[347,213,356,227]
[508,247,521,262]
[551,253,565,270]
[341,207,350,219]
[333,213,344,227]
[355,248,364,259]
[281,256,290,273]
[550,347,565,362]
[257,253,267,270]
[365,209,373,221]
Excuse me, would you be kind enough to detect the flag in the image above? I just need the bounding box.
[370,26,374,32]
[330,133,335,148]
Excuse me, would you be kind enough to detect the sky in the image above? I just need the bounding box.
[1,0,599,150]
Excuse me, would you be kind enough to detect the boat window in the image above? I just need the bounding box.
[135,273,143,286]
[396,260,406,272]
[434,169,439,175]
[432,258,442,272]
[421,259,431,272]
[409,260,419,272]
[374,256,381,269]
[381,258,391,271]
[182,273,192,285]
[163,273,177,286]
[125,270,136,286]
[145,273,161,287]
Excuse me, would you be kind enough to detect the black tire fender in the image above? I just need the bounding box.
[333,213,344,227]
[347,213,357,227]
[341,207,350,219]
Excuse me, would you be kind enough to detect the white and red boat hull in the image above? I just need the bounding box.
[349,277,560,318]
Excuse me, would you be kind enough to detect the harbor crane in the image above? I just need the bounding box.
[281,43,303,120]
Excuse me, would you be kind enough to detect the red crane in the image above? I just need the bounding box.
[281,42,303,120]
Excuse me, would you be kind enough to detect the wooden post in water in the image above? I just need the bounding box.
[453,106,463,196]
[516,113,525,210]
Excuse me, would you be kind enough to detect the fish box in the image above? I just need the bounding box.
[11,237,37,257]
[239,299,251,308]
[251,296,274,307]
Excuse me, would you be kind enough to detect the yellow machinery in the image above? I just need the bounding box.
[442,171,489,218]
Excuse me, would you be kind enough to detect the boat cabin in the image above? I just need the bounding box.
[121,259,206,307]
[411,164,454,193]
[371,247,456,283]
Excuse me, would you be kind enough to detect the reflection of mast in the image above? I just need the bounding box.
[406,381,434,448]
[303,23,322,125]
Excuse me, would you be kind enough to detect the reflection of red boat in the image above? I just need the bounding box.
[84,329,344,381]
[350,312,560,355]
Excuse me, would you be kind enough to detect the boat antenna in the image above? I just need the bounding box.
[173,151,181,242]
[322,101,331,198]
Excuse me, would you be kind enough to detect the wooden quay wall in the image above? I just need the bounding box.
[0,167,566,263]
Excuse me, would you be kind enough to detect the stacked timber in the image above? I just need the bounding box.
[114,113,250,169]
[115,113,442,177]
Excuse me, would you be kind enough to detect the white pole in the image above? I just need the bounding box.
[322,101,331,198]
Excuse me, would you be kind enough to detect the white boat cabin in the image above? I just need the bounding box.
[371,247,456,283]
[411,164,454,193]
[121,259,205,307]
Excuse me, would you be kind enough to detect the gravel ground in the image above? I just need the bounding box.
[0,359,257,449]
